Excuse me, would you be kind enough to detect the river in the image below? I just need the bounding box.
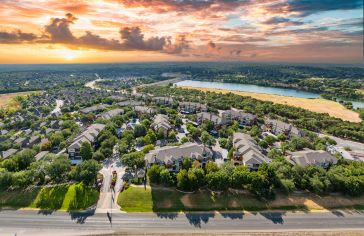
[175,80,364,109]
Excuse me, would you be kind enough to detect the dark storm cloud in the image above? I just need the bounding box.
[0,30,38,43]
[0,13,189,53]
[120,27,167,50]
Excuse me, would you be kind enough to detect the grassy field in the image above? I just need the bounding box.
[0,91,37,112]
[118,186,364,212]
[179,86,361,123]
[0,188,41,208]
[0,183,99,211]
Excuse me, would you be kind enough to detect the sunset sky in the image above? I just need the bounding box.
[0,0,362,64]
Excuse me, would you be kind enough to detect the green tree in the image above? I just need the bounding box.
[160,168,174,186]
[11,170,32,188]
[142,144,155,154]
[71,160,101,186]
[181,136,189,144]
[146,129,157,143]
[182,157,192,170]
[264,135,277,145]
[147,165,162,184]
[231,166,250,189]
[277,133,286,141]
[176,169,190,191]
[205,161,219,174]
[80,142,93,160]
[134,124,147,138]
[121,151,145,169]
[206,170,229,191]
[47,155,71,183]
[168,130,176,140]
[248,171,275,199]
[0,169,12,190]
[258,140,268,148]
[157,128,165,139]
[50,132,64,147]
[92,151,105,161]
[201,131,216,147]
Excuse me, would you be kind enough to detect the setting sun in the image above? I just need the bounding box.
[57,49,81,60]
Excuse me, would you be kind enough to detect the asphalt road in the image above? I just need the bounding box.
[1,210,364,235]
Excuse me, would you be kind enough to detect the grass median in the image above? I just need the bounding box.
[0,183,99,211]
[118,186,364,212]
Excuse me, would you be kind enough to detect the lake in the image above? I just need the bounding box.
[175,80,364,109]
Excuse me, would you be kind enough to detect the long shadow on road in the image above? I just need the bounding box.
[69,208,96,224]
[156,212,178,220]
[220,212,244,220]
[185,213,215,228]
[260,212,284,224]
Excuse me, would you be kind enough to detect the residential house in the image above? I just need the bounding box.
[40,138,49,147]
[178,102,207,114]
[1,149,18,159]
[221,109,257,126]
[44,128,56,135]
[151,114,172,137]
[196,112,222,126]
[233,133,271,170]
[100,108,124,120]
[51,110,62,118]
[67,124,105,164]
[264,119,304,138]
[286,149,337,168]
[134,106,156,115]
[79,104,110,114]
[35,151,49,161]
[116,127,125,138]
[152,96,173,105]
[0,129,8,135]
[50,120,63,129]
[14,137,29,148]
[145,142,213,172]
[108,95,128,102]
[27,136,41,147]
[117,100,145,107]
[124,118,140,131]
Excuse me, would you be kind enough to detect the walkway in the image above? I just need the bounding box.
[96,158,125,213]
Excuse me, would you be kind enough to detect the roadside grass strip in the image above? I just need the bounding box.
[118,186,364,212]
[0,183,99,211]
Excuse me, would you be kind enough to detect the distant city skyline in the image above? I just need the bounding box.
[0,0,362,64]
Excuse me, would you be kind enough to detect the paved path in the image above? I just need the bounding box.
[1,210,364,235]
[96,158,125,213]
[50,99,64,115]
[318,133,364,151]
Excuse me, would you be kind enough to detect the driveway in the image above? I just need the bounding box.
[318,133,364,151]
[96,158,125,213]
[177,118,189,141]
[212,141,228,166]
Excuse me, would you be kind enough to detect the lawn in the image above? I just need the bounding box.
[0,188,40,208]
[179,86,362,123]
[118,186,364,212]
[0,183,99,211]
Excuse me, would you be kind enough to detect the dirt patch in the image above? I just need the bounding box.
[269,193,364,210]
[180,194,194,208]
